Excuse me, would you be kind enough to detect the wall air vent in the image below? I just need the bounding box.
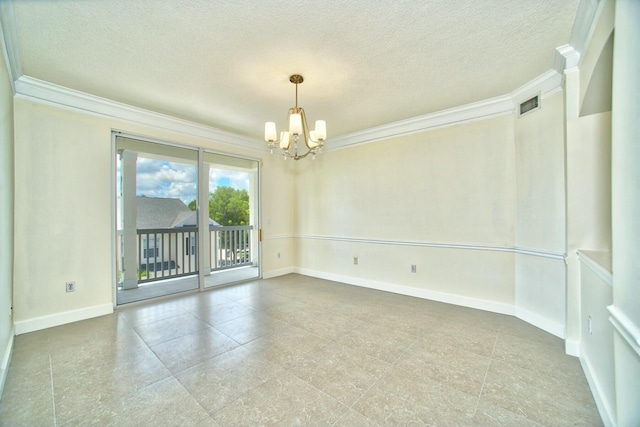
[519,95,540,117]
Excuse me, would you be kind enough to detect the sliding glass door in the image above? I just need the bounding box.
[114,135,260,305]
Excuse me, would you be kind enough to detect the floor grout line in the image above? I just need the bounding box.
[48,354,57,427]
[472,332,499,417]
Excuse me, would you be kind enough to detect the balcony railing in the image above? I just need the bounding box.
[137,227,198,284]
[210,225,254,271]
[117,225,254,286]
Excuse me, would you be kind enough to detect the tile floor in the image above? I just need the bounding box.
[0,274,602,426]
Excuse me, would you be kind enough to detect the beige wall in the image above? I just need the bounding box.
[12,97,288,330]
[514,91,567,336]
[0,24,15,393]
[261,159,296,277]
[293,115,518,312]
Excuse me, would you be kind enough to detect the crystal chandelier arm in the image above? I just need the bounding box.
[300,108,313,150]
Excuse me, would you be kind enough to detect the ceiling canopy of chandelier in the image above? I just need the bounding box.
[264,75,326,160]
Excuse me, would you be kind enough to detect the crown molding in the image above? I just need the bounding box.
[14,69,565,154]
[327,95,515,151]
[14,75,262,152]
[555,44,581,74]
[570,0,605,60]
[511,69,563,103]
[329,68,564,151]
[0,0,21,91]
[554,0,606,75]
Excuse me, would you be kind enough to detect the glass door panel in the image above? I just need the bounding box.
[202,152,260,288]
[115,136,199,305]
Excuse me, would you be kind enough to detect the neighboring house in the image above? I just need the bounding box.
[135,196,219,274]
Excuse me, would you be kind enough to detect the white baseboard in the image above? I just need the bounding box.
[0,326,14,399]
[565,339,580,357]
[14,303,114,335]
[295,267,515,316]
[580,352,616,427]
[262,267,295,280]
[515,306,565,339]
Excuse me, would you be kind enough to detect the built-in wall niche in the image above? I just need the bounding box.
[577,29,614,255]
[580,32,614,117]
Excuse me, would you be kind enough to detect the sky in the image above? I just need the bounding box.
[131,157,251,205]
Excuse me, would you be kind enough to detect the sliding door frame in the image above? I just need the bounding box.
[110,130,262,306]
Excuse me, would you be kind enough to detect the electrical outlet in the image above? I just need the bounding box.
[588,316,592,334]
[353,257,358,265]
[411,264,417,273]
[66,281,76,293]
[277,252,281,259]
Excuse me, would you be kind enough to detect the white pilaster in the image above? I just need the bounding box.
[610,0,640,425]
[563,56,581,350]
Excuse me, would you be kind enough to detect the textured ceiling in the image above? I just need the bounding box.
[9,0,579,140]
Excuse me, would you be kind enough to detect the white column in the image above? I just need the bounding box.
[610,0,640,425]
[563,62,581,353]
[249,168,259,267]
[121,150,138,290]
[198,151,210,290]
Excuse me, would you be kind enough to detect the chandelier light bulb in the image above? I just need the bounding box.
[279,131,291,150]
[289,113,302,135]
[314,120,326,141]
[264,122,277,142]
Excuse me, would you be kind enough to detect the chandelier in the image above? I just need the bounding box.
[264,75,326,160]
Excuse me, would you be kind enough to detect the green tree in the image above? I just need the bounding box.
[188,186,250,226]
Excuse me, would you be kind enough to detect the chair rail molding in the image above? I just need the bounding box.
[295,234,566,261]
[608,304,640,359]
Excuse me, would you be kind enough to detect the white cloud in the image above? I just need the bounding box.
[136,158,197,204]
[130,158,251,205]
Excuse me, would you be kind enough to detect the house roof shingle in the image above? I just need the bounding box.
[136,197,219,229]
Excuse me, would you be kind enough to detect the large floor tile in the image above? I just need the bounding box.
[118,300,187,327]
[481,359,602,427]
[192,301,256,326]
[150,326,239,373]
[133,312,211,346]
[352,364,478,426]
[0,353,55,427]
[422,320,499,357]
[242,325,329,369]
[471,400,545,427]
[492,332,584,383]
[334,321,417,363]
[61,376,212,426]
[289,341,390,406]
[52,346,171,424]
[287,309,364,341]
[176,346,283,414]
[208,371,348,426]
[395,336,491,396]
[212,311,291,344]
[333,408,381,427]
[368,309,441,336]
